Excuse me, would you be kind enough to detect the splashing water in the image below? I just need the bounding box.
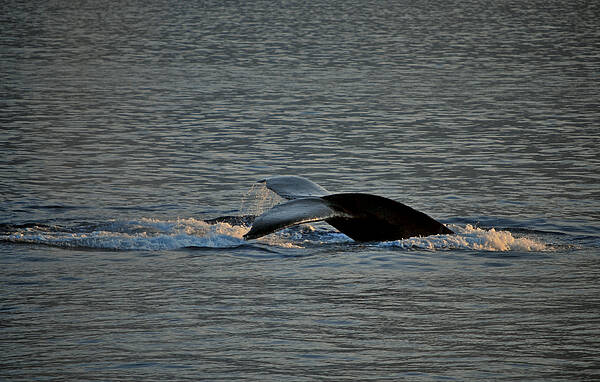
[379,224,548,252]
[1,218,549,253]
[0,219,249,251]
[239,182,283,217]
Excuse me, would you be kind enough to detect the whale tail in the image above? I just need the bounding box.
[243,176,453,242]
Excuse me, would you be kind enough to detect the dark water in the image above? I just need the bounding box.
[2,1,599,380]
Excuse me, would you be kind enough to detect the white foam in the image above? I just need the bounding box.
[2,220,549,253]
[2,218,251,251]
[378,224,548,252]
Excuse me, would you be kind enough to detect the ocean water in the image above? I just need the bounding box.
[1,1,599,381]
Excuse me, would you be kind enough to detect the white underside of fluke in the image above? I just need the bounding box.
[244,197,347,240]
[260,175,329,200]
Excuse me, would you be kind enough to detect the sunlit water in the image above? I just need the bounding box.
[2,1,599,381]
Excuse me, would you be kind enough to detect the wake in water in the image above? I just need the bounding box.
[0,219,250,251]
[0,215,312,251]
[0,181,555,252]
[0,218,549,252]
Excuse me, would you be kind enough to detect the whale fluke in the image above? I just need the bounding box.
[244,176,453,242]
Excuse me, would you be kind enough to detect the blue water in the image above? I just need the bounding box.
[2,1,599,380]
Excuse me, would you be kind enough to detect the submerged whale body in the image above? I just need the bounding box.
[243,175,453,242]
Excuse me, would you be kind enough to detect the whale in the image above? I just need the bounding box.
[243,175,453,242]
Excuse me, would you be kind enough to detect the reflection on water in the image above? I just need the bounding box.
[1,0,599,381]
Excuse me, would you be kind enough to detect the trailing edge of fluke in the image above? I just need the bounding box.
[243,175,453,242]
